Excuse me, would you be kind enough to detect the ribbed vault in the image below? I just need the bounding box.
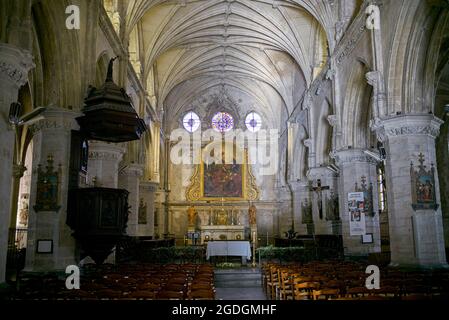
[122,0,329,130]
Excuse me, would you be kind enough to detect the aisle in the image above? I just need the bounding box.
[214,268,267,300]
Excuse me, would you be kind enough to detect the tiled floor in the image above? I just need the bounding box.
[215,287,267,300]
[214,268,267,300]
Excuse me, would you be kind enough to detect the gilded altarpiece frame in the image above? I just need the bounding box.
[186,148,259,201]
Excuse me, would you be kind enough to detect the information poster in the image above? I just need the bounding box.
[348,192,366,236]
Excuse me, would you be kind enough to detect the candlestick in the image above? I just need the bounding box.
[252,231,257,268]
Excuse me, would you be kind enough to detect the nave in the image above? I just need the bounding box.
[4,260,449,301]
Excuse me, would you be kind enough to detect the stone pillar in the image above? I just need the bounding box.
[334,149,381,256]
[289,181,310,235]
[87,141,126,188]
[118,164,143,236]
[373,114,447,267]
[0,43,34,283]
[307,167,339,235]
[24,107,82,272]
[138,182,159,237]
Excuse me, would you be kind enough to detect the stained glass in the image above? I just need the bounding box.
[245,112,262,132]
[183,111,201,132]
[212,112,234,132]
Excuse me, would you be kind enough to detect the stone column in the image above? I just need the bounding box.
[24,107,82,272]
[0,43,34,283]
[87,141,126,188]
[288,181,310,235]
[373,114,447,267]
[138,182,159,237]
[118,164,143,236]
[334,149,381,256]
[307,167,339,235]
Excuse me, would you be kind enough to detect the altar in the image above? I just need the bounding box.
[200,225,245,243]
[206,240,251,262]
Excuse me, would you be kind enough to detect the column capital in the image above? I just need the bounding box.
[371,114,444,142]
[333,148,378,166]
[28,106,82,136]
[307,166,337,180]
[0,42,34,88]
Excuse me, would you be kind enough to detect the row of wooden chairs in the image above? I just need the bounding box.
[262,261,449,300]
[13,263,215,300]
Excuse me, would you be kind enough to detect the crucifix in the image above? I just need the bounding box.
[311,179,330,220]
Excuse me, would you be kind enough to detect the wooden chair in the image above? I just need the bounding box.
[312,288,340,300]
[127,290,157,300]
[346,286,370,298]
[158,290,185,300]
[188,289,215,300]
[279,270,293,300]
[294,282,320,300]
[266,266,279,300]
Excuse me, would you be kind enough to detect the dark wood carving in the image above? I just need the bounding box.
[67,188,130,264]
[76,58,146,143]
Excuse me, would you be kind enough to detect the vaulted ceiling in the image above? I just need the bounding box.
[120,0,330,129]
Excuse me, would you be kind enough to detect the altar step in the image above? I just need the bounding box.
[214,268,262,288]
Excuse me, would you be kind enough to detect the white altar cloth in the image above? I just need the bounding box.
[206,241,251,260]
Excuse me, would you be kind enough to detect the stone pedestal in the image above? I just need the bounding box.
[24,107,82,272]
[118,164,143,236]
[138,181,159,237]
[87,141,126,188]
[0,43,34,283]
[307,167,339,235]
[373,114,447,267]
[334,149,381,256]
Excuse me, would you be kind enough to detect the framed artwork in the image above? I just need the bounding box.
[410,153,438,211]
[202,160,244,198]
[186,141,259,201]
[362,233,373,244]
[36,239,53,253]
[354,176,375,217]
[34,155,61,212]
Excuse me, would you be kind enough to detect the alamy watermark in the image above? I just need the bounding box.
[170,128,279,176]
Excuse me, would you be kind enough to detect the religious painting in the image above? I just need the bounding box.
[186,143,260,201]
[411,153,438,210]
[203,160,243,198]
[33,155,61,212]
[354,176,375,217]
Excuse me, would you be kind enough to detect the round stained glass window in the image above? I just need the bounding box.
[183,111,201,133]
[245,112,262,132]
[212,112,234,132]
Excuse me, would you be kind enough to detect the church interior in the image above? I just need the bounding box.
[1,0,449,302]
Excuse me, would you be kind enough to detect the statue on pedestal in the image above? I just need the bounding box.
[216,209,228,225]
[187,205,197,226]
[249,203,257,225]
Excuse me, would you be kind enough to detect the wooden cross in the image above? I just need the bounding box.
[311,179,330,220]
